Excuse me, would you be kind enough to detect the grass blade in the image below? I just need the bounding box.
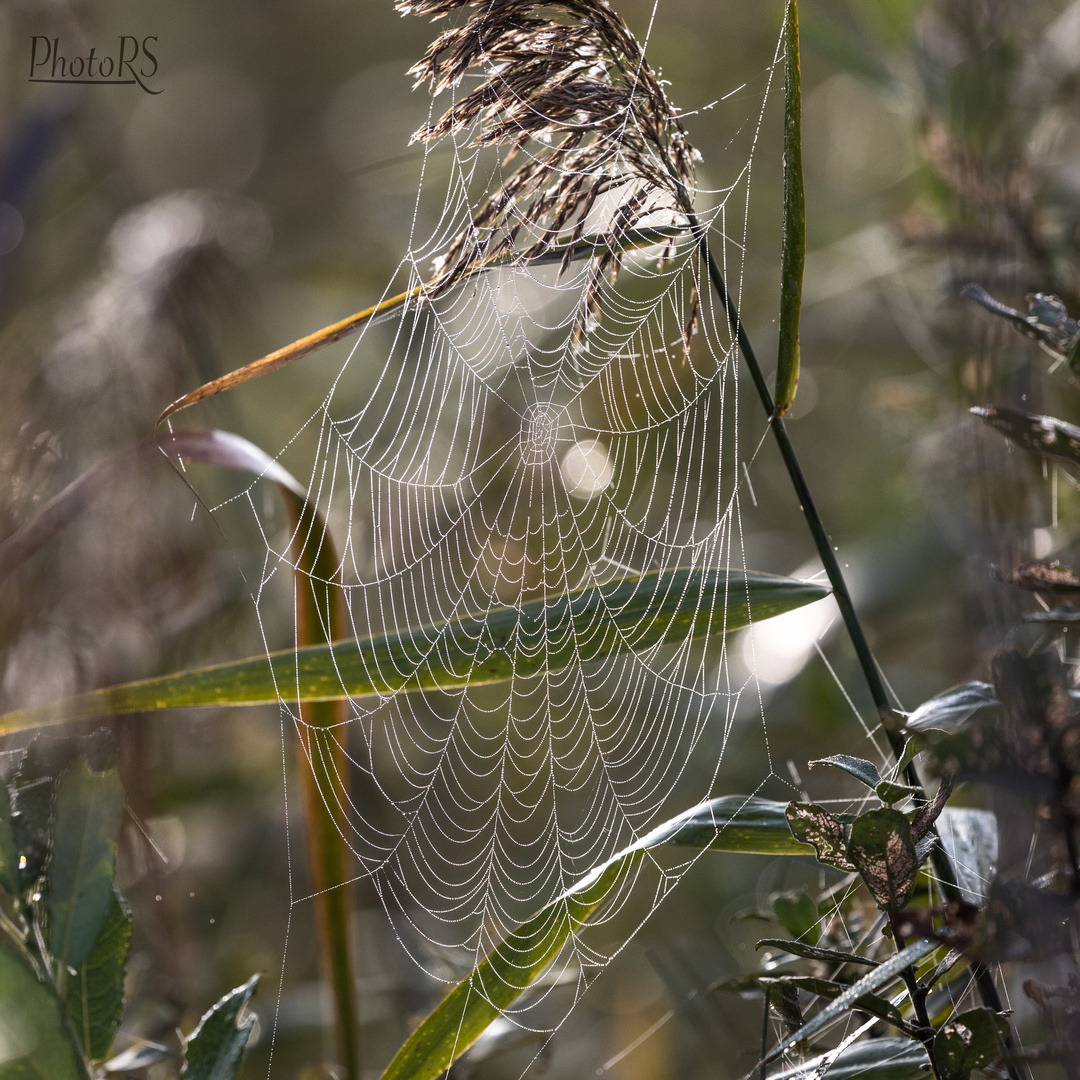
[0,569,829,733]
[157,225,687,424]
[775,0,805,417]
[381,795,811,1080]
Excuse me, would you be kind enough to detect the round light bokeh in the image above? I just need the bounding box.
[560,439,614,499]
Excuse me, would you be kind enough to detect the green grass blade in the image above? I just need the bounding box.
[380,794,810,1080]
[775,0,805,417]
[0,570,828,733]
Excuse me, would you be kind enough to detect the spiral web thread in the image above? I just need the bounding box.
[223,1,799,1068]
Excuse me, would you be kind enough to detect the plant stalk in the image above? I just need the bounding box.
[282,490,362,1080]
[693,229,1025,1080]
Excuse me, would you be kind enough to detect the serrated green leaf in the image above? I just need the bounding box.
[785,802,856,871]
[0,570,829,733]
[47,758,124,972]
[772,890,819,941]
[770,1036,931,1080]
[64,887,132,1061]
[846,809,918,910]
[180,975,259,1080]
[775,0,805,417]
[0,943,84,1080]
[809,754,882,790]
[0,779,18,895]
[933,1007,1009,1080]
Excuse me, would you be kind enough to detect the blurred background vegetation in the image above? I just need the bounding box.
[2,0,1078,1076]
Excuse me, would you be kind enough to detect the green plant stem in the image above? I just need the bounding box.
[282,491,361,1080]
[692,223,1025,1080]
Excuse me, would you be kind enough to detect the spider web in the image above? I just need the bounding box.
[217,2,801,1069]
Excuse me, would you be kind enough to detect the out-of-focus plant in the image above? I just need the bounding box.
[0,727,260,1079]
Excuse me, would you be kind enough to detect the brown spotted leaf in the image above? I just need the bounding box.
[785,802,855,871]
[996,560,1080,594]
[845,809,918,910]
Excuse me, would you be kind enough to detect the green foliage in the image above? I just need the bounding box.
[180,975,260,1080]
[933,1008,1009,1080]
[0,944,84,1080]
[0,732,257,1077]
[47,758,124,973]
[0,570,829,734]
[63,889,132,1062]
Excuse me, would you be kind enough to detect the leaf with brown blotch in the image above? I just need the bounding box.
[845,809,918,911]
[785,802,856,871]
[995,559,1080,594]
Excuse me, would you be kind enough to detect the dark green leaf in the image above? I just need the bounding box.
[772,890,819,941]
[761,940,936,1066]
[933,1008,1009,1080]
[0,570,829,733]
[809,754,882,790]
[656,796,814,855]
[64,888,132,1061]
[775,0,804,416]
[0,779,18,895]
[906,682,999,732]
[725,975,905,1030]
[180,974,259,1080]
[754,939,878,968]
[770,1036,931,1080]
[896,733,926,774]
[785,802,856,871]
[0,943,83,1080]
[875,780,920,805]
[846,809,918,910]
[47,758,124,971]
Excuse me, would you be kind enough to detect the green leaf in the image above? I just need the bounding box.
[875,780,920,805]
[47,758,124,972]
[846,809,918,910]
[0,943,84,1080]
[0,569,829,733]
[770,1036,931,1080]
[380,851,636,1080]
[785,802,856,871]
[380,793,812,1080]
[180,975,259,1080]
[0,779,18,895]
[775,0,804,417]
[753,939,879,968]
[760,939,937,1067]
[906,682,999,732]
[933,1007,1009,1080]
[772,890,819,941]
[63,888,132,1062]
[809,754,882,790]
[655,795,814,855]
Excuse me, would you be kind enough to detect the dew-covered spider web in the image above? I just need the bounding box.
[205,0,822,1069]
